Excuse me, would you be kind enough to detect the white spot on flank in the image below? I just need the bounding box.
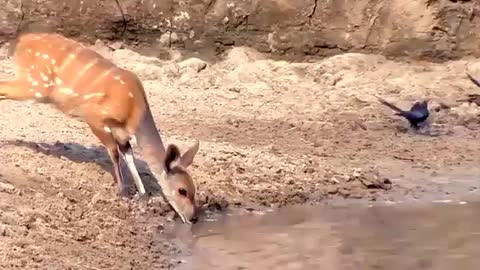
[51,59,56,65]
[113,76,121,80]
[53,67,59,73]
[40,72,49,81]
[27,49,32,53]
[104,126,111,133]
[35,52,40,56]
[101,110,108,115]
[35,92,43,98]
[59,87,74,95]
[30,65,35,69]
[31,81,39,86]
[119,80,125,85]
[128,92,134,98]
[55,77,63,85]
[42,54,49,59]
[83,93,105,100]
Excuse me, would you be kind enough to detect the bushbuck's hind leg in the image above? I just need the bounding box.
[0,80,38,101]
[86,117,129,197]
[84,107,146,197]
[105,119,147,197]
[118,141,147,197]
[106,146,128,197]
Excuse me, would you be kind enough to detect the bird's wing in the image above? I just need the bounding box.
[410,101,427,113]
[466,73,480,88]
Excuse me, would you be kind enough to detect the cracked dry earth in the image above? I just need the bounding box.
[1,40,480,268]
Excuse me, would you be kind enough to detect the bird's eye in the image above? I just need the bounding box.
[178,188,188,197]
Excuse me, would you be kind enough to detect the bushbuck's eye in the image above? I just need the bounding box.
[178,188,187,197]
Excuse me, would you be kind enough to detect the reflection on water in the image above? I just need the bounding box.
[173,201,480,270]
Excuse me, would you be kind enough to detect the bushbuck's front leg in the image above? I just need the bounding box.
[0,80,40,101]
[118,141,147,197]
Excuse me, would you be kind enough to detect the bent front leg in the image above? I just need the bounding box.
[118,141,147,197]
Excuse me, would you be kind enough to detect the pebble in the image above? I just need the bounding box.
[0,182,15,193]
[178,58,207,73]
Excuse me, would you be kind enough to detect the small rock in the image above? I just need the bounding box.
[89,192,107,206]
[326,186,339,194]
[109,41,123,50]
[350,193,364,199]
[178,58,207,73]
[0,225,7,236]
[338,188,351,197]
[0,182,15,193]
[361,175,393,190]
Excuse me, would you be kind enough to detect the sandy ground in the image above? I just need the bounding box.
[2,40,480,268]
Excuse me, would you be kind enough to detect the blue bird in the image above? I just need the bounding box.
[375,95,430,130]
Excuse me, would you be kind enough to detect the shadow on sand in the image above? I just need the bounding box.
[2,139,163,197]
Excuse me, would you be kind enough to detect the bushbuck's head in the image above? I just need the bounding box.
[158,140,200,224]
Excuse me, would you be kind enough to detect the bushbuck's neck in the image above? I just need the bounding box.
[135,102,166,163]
[134,102,179,199]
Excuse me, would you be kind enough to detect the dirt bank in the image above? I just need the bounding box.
[1,0,480,61]
[2,38,480,268]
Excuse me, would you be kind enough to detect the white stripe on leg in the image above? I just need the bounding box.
[121,148,146,196]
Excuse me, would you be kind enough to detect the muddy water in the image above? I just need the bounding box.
[168,200,480,270]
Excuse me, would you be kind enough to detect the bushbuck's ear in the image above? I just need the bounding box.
[179,140,200,168]
[164,144,181,173]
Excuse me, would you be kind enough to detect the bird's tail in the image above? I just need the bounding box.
[456,94,480,103]
[466,73,480,88]
[374,95,406,115]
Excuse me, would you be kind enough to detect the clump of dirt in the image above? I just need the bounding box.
[1,40,480,268]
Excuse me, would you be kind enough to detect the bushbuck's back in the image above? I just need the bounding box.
[12,33,145,134]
